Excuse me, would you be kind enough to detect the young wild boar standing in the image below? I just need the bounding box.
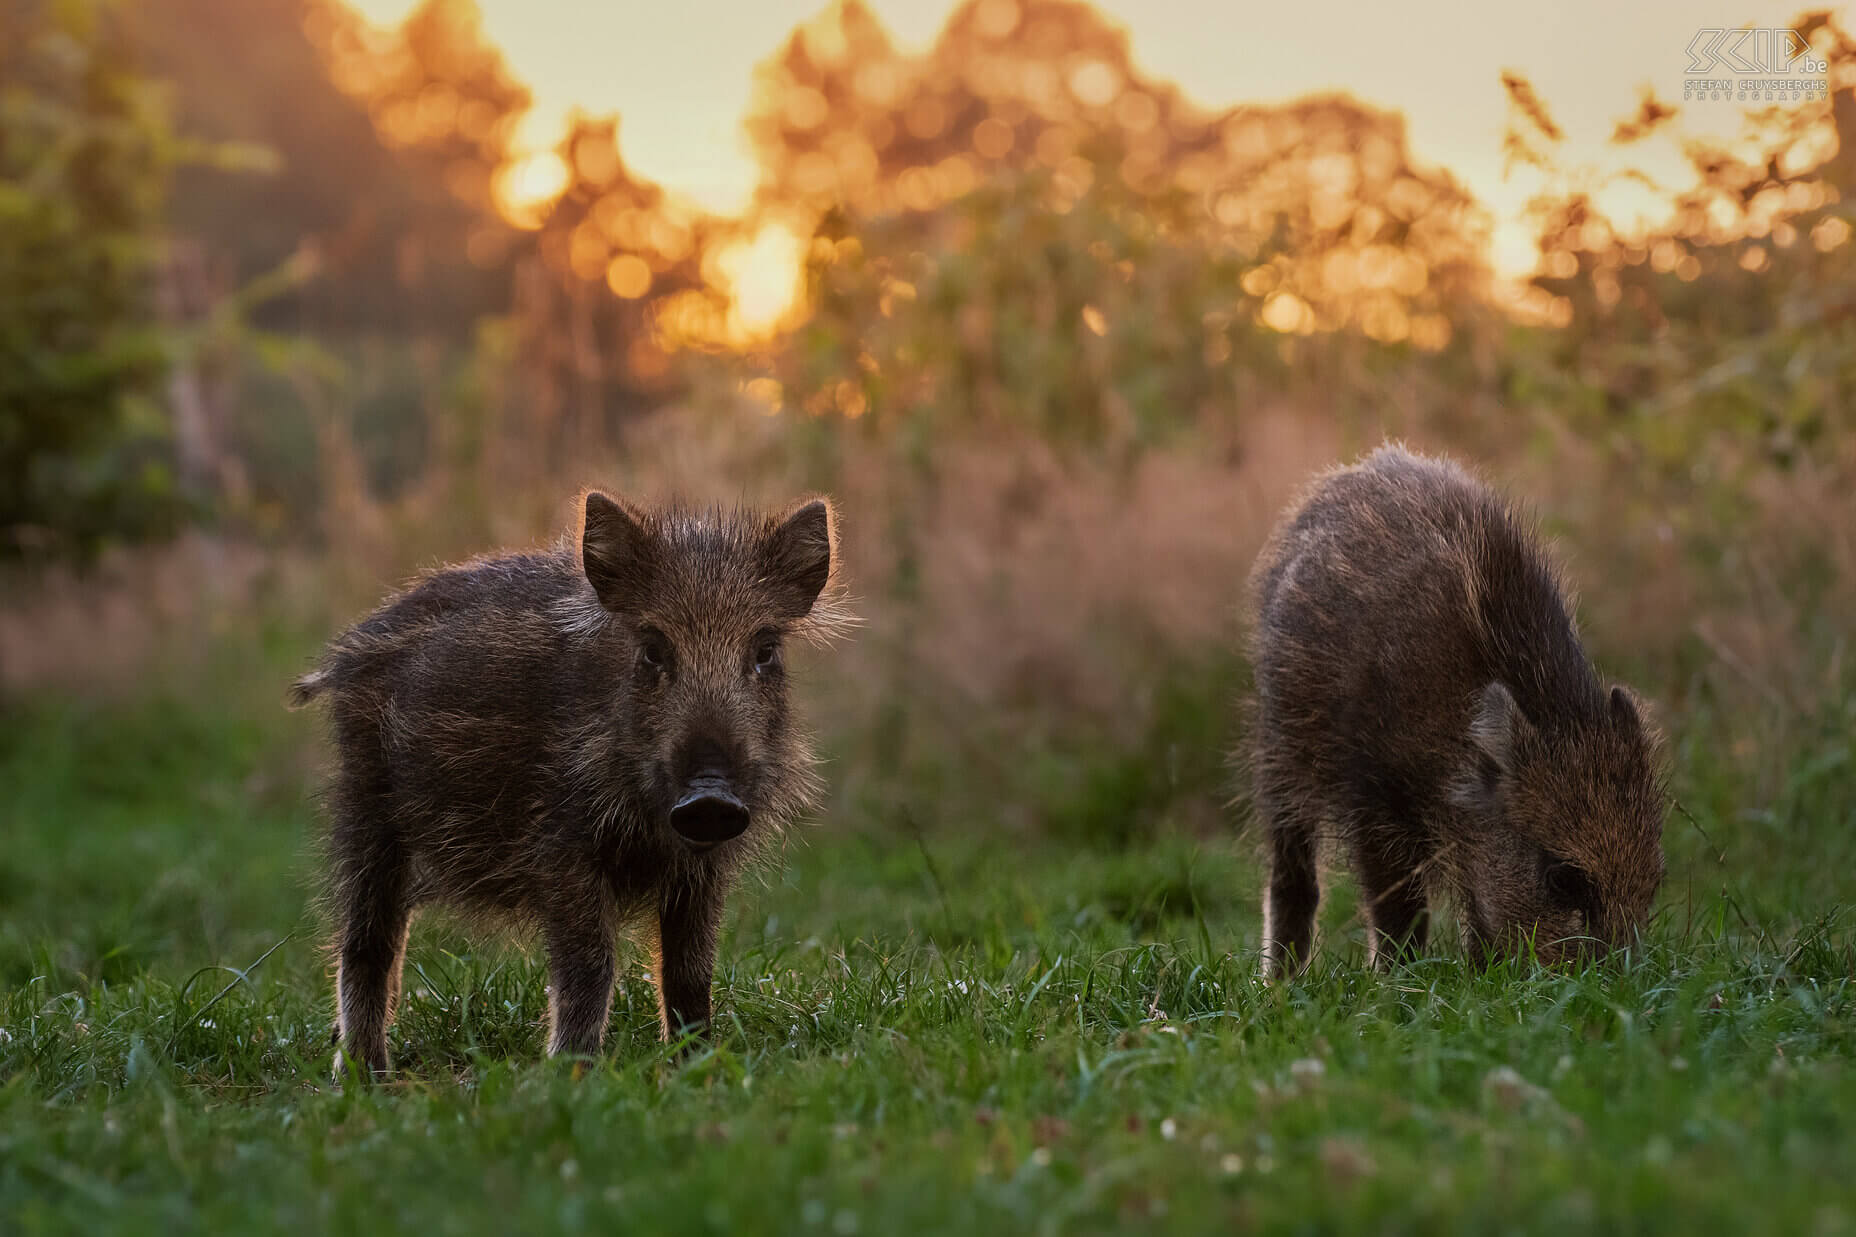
[1245,446,1665,977]
[290,493,850,1074]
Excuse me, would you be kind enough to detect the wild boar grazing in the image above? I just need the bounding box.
[1245,445,1665,976]
[291,493,849,1074]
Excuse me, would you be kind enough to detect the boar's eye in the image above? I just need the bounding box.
[751,630,782,676]
[637,628,674,675]
[1542,856,1599,918]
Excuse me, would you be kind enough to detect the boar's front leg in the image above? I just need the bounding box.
[653,879,728,1044]
[543,871,620,1058]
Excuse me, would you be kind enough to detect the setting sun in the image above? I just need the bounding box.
[711,221,806,338]
[491,150,570,230]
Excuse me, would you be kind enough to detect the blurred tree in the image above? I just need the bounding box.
[307,0,703,473]
[0,0,188,557]
[134,0,517,335]
[750,0,1514,466]
[1512,11,1856,476]
[120,0,536,530]
[745,0,1488,347]
[783,167,1274,449]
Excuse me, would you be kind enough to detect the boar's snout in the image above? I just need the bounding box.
[667,735,753,849]
[670,778,750,847]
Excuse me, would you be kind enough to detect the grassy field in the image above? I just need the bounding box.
[2,630,1853,1236]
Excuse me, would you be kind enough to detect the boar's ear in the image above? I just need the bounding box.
[1608,685,1644,734]
[581,492,654,611]
[1467,681,1520,794]
[763,498,835,620]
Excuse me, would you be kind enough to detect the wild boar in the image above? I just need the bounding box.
[291,493,850,1073]
[1244,445,1665,976]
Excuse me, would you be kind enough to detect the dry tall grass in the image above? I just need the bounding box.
[4,392,1849,844]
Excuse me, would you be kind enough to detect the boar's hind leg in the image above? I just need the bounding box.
[1258,799,1321,980]
[1355,837,1429,969]
[331,809,412,1078]
[543,875,620,1059]
[654,880,728,1044]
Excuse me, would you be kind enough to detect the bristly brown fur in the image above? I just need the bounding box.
[292,493,852,1075]
[1243,445,1666,977]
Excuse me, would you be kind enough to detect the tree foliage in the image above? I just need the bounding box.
[0,0,186,556]
[1509,12,1856,477]
[749,0,1487,346]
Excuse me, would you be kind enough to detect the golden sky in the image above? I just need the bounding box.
[345,0,1851,277]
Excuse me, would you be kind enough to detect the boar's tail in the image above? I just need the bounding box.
[286,668,330,710]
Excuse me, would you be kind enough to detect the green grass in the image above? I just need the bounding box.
[2,636,1853,1235]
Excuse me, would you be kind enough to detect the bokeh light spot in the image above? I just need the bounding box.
[493,151,570,230]
[714,221,805,338]
[606,253,653,299]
